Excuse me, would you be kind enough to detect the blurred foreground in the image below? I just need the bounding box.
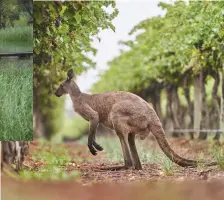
[1,136,224,200]
[2,175,224,200]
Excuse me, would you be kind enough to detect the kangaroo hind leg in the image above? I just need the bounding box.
[117,133,133,168]
[128,133,142,170]
[99,131,133,171]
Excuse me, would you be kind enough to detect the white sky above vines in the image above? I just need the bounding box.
[66,0,168,111]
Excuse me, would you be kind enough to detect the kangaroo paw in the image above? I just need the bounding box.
[88,145,97,156]
[97,145,103,151]
[93,142,103,151]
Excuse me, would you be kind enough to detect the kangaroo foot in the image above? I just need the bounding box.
[93,141,103,151]
[88,145,97,156]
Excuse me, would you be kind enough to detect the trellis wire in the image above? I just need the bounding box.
[171,129,224,133]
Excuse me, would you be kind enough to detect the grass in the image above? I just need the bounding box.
[0,25,32,140]
[161,157,175,176]
[20,166,80,181]
[0,43,31,53]
[0,26,32,53]
[94,135,175,175]
[15,136,224,182]
[79,135,167,165]
[19,145,80,181]
[0,59,33,140]
[78,135,224,173]
[32,147,71,166]
[212,147,224,170]
[0,26,32,44]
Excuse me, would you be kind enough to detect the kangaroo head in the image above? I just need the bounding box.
[55,69,75,97]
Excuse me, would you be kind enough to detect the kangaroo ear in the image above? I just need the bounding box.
[67,69,75,81]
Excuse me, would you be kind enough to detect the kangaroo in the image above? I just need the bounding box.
[55,69,217,170]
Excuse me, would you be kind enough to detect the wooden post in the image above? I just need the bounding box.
[194,73,202,136]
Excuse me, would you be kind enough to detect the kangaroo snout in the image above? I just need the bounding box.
[55,91,61,97]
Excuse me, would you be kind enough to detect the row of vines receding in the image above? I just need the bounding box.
[93,1,224,140]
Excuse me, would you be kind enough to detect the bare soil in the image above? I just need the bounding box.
[2,138,224,200]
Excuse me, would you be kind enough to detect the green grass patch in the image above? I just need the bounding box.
[19,145,80,181]
[161,157,175,176]
[0,26,32,44]
[32,148,71,166]
[20,165,80,181]
[0,43,32,53]
[211,147,224,170]
[0,26,32,53]
[0,59,33,140]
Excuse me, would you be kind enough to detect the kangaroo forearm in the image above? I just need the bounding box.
[88,120,98,142]
[87,120,99,155]
[88,130,96,145]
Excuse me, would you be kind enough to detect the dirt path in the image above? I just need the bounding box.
[2,139,224,200]
[26,140,224,183]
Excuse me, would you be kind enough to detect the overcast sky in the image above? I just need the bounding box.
[66,0,168,111]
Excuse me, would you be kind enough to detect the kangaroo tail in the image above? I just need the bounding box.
[150,124,217,167]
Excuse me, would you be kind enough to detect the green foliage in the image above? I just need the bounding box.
[34,1,118,74]
[0,59,33,140]
[93,1,224,93]
[0,0,32,28]
[33,1,118,138]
